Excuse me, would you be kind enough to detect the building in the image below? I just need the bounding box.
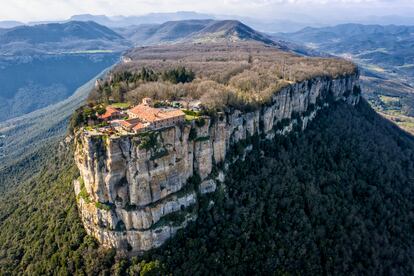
[175,99,202,111]
[142,97,153,106]
[132,122,148,133]
[127,99,185,129]
[98,106,122,121]
[112,118,149,133]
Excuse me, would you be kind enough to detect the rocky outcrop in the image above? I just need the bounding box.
[74,73,361,253]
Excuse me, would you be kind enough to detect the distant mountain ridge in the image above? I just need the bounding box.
[67,12,320,33]
[0,21,123,43]
[0,21,130,54]
[273,23,414,133]
[0,18,311,124]
[70,12,214,27]
[191,20,277,44]
[0,20,124,122]
[0,20,24,29]
[121,20,213,45]
[273,23,414,77]
[277,23,414,46]
[0,19,285,53]
[117,19,283,48]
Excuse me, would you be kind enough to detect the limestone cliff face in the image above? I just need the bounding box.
[74,74,361,252]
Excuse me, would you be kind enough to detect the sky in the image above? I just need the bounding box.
[0,0,413,24]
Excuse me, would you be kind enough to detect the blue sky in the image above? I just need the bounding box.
[0,0,413,23]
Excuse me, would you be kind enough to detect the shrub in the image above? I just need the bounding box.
[162,66,195,84]
[150,148,169,160]
[78,177,91,204]
[182,110,200,117]
[139,260,165,276]
[139,132,159,151]
[187,172,201,189]
[95,202,112,211]
[195,117,206,127]
[189,128,197,141]
[96,106,106,115]
[195,136,210,142]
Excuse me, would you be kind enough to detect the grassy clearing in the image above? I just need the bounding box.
[110,102,131,109]
[379,95,400,104]
[379,110,414,134]
[185,114,198,121]
[64,50,114,54]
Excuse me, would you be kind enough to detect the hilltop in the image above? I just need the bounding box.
[0,21,130,55]
[116,20,281,47]
[85,42,355,116]
[64,40,362,256]
[116,20,213,45]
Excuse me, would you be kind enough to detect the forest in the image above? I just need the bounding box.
[88,42,357,112]
[1,99,414,275]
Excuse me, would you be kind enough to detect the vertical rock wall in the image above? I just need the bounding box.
[74,74,360,252]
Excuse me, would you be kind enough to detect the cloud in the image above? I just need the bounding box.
[0,0,412,22]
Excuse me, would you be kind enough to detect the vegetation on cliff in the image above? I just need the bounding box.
[1,99,414,274]
[88,42,357,112]
[146,100,414,275]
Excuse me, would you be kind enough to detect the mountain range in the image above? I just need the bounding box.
[70,12,213,28]
[116,19,281,46]
[2,19,414,161]
[4,19,414,161]
[67,12,313,33]
[0,19,289,55]
[275,23,414,69]
[0,20,128,124]
[274,23,414,132]
[6,11,413,32]
[0,21,130,55]
[0,18,288,167]
[0,20,24,29]
[275,23,414,77]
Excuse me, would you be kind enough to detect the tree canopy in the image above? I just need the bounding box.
[1,100,414,275]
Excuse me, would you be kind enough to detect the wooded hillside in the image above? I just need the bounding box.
[1,99,414,275]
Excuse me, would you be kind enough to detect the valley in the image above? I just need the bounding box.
[0,67,108,171]
[273,24,414,133]
[0,20,128,168]
[0,20,131,123]
[0,53,120,122]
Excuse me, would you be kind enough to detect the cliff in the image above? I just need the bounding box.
[73,73,361,253]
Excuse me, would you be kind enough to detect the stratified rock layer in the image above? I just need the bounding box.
[74,74,361,252]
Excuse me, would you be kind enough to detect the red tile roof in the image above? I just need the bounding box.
[99,106,120,120]
[132,122,146,131]
[128,105,184,123]
[119,118,140,128]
